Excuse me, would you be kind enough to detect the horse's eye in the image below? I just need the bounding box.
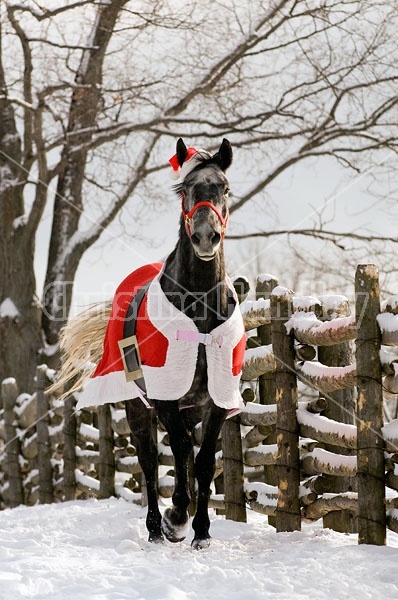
[224,187,230,197]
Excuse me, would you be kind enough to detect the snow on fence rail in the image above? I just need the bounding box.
[2,264,398,545]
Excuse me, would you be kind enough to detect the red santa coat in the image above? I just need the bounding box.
[76,263,246,411]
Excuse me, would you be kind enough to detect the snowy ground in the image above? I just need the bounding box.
[1,498,398,600]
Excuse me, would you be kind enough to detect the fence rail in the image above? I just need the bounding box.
[1,264,398,546]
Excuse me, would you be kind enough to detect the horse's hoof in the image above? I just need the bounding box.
[148,532,164,544]
[191,536,211,551]
[161,507,189,543]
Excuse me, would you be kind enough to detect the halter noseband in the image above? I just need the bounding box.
[181,194,229,239]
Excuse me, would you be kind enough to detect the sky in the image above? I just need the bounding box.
[33,148,396,318]
[1,497,398,600]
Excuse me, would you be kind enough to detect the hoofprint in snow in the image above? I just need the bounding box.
[1,498,398,600]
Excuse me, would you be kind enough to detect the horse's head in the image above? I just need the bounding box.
[173,138,233,261]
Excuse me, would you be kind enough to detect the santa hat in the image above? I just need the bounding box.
[168,147,211,181]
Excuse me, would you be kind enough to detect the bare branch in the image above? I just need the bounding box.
[227,228,398,247]
[9,1,100,21]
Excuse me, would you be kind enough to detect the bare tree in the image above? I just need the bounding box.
[1,0,397,390]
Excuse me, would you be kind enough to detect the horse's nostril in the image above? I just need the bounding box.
[191,233,200,245]
[212,232,221,246]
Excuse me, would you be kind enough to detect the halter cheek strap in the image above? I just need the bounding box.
[181,195,229,239]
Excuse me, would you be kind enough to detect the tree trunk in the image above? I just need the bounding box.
[0,33,41,392]
[42,0,128,347]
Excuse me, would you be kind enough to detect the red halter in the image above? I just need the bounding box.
[181,194,229,239]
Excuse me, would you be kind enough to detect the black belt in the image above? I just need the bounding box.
[118,280,152,395]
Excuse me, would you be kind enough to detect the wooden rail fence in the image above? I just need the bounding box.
[1,264,398,546]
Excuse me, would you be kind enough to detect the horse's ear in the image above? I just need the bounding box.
[215,138,233,171]
[176,138,188,167]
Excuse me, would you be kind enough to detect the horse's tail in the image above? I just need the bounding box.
[47,300,112,400]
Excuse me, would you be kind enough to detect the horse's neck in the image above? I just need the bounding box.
[161,239,229,331]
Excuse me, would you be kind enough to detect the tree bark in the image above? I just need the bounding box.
[318,298,357,533]
[256,276,278,526]
[35,365,54,504]
[271,287,301,532]
[0,30,41,391]
[98,404,115,499]
[42,0,128,346]
[2,378,24,506]
[63,396,77,501]
[222,416,247,522]
[355,264,386,545]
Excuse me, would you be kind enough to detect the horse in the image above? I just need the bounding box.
[54,138,246,550]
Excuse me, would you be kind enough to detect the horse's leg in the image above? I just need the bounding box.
[125,398,163,543]
[192,403,227,550]
[153,400,193,542]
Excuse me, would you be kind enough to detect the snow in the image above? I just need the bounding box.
[240,297,270,314]
[285,310,320,333]
[14,393,33,417]
[110,406,126,423]
[297,405,357,440]
[304,447,357,471]
[299,360,356,379]
[382,295,398,313]
[244,481,277,505]
[1,498,398,599]
[117,455,140,468]
[271,285,292,298]
[380,346,398,366]
[378,312,398,333]
[382,419,398,443]
[244,402,276,415]
[318,294,350,315]
[293,295,321,311]
[285,311,355,335]
[256,273,278,284]
[75,470,100,492]
[13,215,28,230]
[244,343,273,361]
[1,377,16,386]
[79,423,99,442]
[0,298,20,319]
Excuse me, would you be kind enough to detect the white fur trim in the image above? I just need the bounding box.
[170,150,211,182]
[206,279,245,409]
[76,370,142,409]
[143,278,199,400]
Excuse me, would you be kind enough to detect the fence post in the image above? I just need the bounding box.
[222,414,246,522]
[63,394,77,501]
[256,275,278,526]
[256,275,278,408]
[36,365,54,504]
[271,287,301,532]
[318,297,357,534]
[355,264,386,545]
[98,404,115,498]
[2,378,24,507]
